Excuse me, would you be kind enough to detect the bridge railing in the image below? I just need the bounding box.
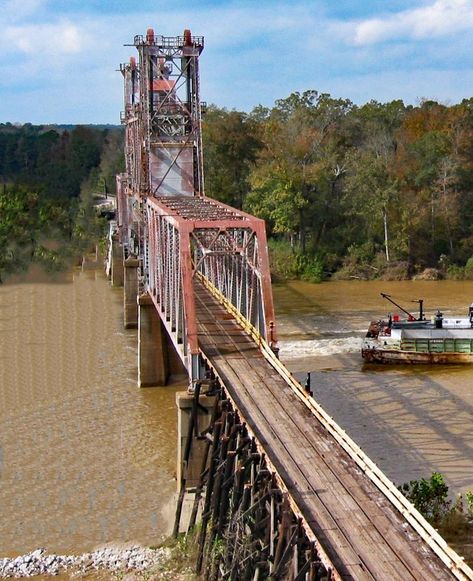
[145,200,195,363]
[115,174,129,247]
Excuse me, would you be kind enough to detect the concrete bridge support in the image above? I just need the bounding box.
[138,293,169,387]
[124,258,139,328]
[175,391,215,490]
[110,234,124,287]
[137,293,187,387]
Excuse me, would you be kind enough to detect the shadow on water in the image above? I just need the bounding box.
[278,279,473,494]
[292,354,473,492]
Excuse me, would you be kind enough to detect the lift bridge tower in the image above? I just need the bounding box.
[114,27,275,387]
[117,27,205,256]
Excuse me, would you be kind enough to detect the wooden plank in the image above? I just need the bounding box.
[222,359,415,581]
[244,360,452,579]
[211,359,381,577]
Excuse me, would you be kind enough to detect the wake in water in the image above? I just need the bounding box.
[278,335,363,359]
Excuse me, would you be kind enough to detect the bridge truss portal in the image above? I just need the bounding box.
[144,194,277,381]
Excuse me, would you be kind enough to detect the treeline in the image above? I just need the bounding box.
[0,123,123,198]
[5,92,473,283]
[0,123,124,281]
[203,93,473,281]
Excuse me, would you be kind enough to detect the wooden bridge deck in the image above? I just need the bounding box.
[194,281,458,580]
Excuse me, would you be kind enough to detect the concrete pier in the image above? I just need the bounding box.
[138,293,169,387]
[124,258,139,329]
[176,392,215,489]
[111,234,124,287]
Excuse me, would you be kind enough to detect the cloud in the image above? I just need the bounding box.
[2,1,473,123]
[352,0,473,45]
[2,0,45,22]
[3,21,83,55]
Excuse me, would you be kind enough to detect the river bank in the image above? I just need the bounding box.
[0,545,173,579]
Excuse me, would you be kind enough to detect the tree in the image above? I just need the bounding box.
[203,106,261,208]
[0,185,40,282]
[399,473,451,526]
[344,150,398,262]
[246,91,353,254]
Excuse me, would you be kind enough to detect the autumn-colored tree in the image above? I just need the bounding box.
[246,91,353,254]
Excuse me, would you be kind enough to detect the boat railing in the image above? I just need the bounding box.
[401,338,473,353]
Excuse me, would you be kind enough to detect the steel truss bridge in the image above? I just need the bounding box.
[113,28,473,580]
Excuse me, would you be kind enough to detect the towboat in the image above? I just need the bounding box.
[362,293,473,364]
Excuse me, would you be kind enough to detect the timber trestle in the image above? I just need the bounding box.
[182,381,330,580]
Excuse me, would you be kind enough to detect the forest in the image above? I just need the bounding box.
[203,92,473,282]
[0,123,123,282]
[3,90,473,282]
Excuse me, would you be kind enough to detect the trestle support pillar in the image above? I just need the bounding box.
[138,292,169,387]
[111,234,124,287]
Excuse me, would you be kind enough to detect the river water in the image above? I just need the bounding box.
[275,279,473,494]
[2,272,473,557]
[0,266,183,557]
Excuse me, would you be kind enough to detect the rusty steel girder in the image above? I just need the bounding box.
[118,28,277,384]
[144,195,277,378]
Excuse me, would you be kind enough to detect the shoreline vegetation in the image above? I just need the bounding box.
[4,90,473,284]
[268,239,473,283]
[398,473,473,567]
[0,123,123,283]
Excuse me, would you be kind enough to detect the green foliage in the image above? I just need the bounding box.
[203,92,473,280]
[267,239,324,282]
[0,123,122,282]
[0,123,123,199]
[446,264,465,280]
[466,491,473,519]
[398,476,473,566]
[464,256,473,280]
[0,183,107,282]
[297,253,324,283]
[399,472,451,525]
[267,239,301,280]
[203,106,260,208]
[7,89,473,283]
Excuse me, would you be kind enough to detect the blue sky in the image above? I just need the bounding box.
[2,0,473,124]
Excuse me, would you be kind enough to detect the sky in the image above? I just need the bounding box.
[2,0,473,124]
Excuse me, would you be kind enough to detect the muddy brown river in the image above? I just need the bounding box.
[0,266,184,557]
[2,271,473,557]
[275,279,473,494]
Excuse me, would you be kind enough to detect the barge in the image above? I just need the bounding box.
[362,293,473,364]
